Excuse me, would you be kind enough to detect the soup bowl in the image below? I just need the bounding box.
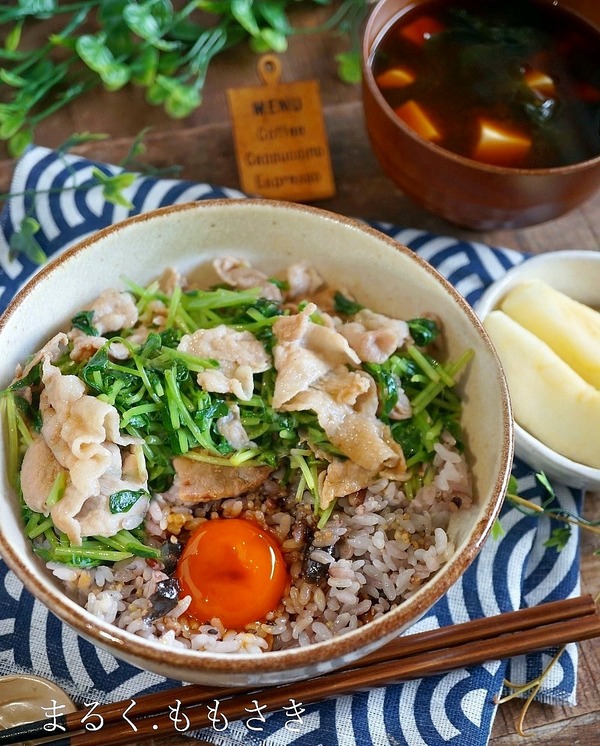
[362,0,600,230]
[0,199,513,686]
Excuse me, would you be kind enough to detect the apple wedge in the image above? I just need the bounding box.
[484,310,600,468]
[500,279,600,389]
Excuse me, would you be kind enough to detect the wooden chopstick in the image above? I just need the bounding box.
[3,594,598,746]
[70,611,600,746]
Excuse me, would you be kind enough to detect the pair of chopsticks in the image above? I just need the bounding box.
[3,595,599,746]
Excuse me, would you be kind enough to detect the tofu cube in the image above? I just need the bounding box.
[376,66,416,89]
[472,118,531,166]
[394,100,441,142]
[524,68,556,97]
[400,16,444,46]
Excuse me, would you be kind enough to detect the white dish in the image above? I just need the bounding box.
[476,250,600,491]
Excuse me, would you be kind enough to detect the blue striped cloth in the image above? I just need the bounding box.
[0,146,582,746]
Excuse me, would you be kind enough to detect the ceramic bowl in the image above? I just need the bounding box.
[0,200,513,686]
[0,675,77,730]
[476,250,600,490]
[361,0,600,230]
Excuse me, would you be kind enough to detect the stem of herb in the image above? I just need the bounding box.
[45,472,68,508]
[507,493,600,538]
[28,517,54,539]
[411,349,473,414]
[53,546,133,562]
[164,367,218,454]
[1,394,20,489]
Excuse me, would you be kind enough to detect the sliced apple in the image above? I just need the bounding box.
[395,100,441,142]
[376,66,415,89]
[484,310,600,468]
[472,118,531,166]
[500,279,600,389]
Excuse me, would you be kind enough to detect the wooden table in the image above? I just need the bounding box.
[1,4,599,745]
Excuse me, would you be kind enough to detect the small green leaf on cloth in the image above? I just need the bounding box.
[544,526,571,551]
[491,518,505,540]
[91,167,136,208]
[9,216,47,264]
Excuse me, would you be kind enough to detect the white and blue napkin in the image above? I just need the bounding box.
[0,146,582,746]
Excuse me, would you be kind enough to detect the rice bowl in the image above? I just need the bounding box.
[0,200,512,685]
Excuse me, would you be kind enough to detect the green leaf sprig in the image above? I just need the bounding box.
[0,0,370,156]
[1,128,181,266]
[505,471,600,549]
[493,471,600,734]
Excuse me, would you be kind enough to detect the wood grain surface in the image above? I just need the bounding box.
[1,4,599,745]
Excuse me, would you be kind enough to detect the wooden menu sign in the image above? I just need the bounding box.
[226,55,336,201]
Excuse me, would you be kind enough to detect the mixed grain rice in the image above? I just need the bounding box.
[50,436,470,653]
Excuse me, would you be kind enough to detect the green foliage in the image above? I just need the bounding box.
[75,33,132,91]
[9,216,46,264]
[0,0,370,154]
[505,470,600,552]
[490,518,505,540]
[109,489,149,514]
[70,310,99,336]
[364,343,472,500]
[2,265,475,557]
[544,526,571,551]
[335,50,361,84]
[1,129,180,266]
[90,167,137,208]
[333,291,363,316]
[407,318,441,347]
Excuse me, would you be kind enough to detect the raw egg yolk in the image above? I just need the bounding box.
[176,518,288,630]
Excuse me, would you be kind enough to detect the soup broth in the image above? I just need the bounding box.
[370,0,600,168]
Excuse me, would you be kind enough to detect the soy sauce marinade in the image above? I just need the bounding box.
[371,0,600,168]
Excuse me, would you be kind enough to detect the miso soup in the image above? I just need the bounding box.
[370,0,600,168]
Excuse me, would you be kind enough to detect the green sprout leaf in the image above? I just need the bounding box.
[231,0,261,36]
[536,471,555,499]
[7,128,32,157]
[544,525,571,551]
[335,50,361,84]
[76,33,131,91]
[5,23,23,52]
[257,1,292,32]
[407,318,440,347]
[123,4,163,40]
[71,310,99,337]
[130,45,159,86]
[491,518,505,540]
[122,4,179,51]
[90,167,137,208]
[109,489,148,514]
[250,28,288,54]
[152,75,201,118]
[333,291,363,316]
[9,216,46,265]
[18,0,57,19]
[0,68,27,88]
